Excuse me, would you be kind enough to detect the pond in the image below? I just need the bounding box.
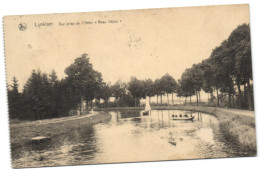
[12,110,238,168]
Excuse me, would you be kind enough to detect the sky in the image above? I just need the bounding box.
[4,4,250,93]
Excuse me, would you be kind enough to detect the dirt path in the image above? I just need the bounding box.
[12,111,98,127]
[216,107,255,118]
[10,111,111,145]
[150,106,255,118]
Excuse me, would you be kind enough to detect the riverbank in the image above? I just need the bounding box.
[96,106,257,156]
[10,112,111,147]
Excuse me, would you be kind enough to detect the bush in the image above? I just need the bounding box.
[69,110,78,116]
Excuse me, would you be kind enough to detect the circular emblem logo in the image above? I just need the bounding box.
[18,23,27,31]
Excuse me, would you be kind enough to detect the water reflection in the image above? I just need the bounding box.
[12,110,235,168]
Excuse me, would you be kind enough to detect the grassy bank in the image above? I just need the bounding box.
[10,112,111,147]
[96,106,257,156]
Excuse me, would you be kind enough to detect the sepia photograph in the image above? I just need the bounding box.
[3,4,256,168]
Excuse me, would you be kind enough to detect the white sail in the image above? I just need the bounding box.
[145,96,151,111]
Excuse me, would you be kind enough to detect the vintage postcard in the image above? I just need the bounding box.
[4,4,256,168]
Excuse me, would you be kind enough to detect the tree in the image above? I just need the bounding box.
[8,77,21,119]
[159,74,177,106]
[65,53,103,114]
[228,24,253,109]
[127,77,144,107]
[111,81,125,107]
[118,93,136,107]
[48,70,60,117]
[154,75,175,105]
[23,70,52,120]
[199,59,214,95]
[209,40,233,106]
[181,24,253,109]
[49,70,58,87]
[142,78,155,103]
[180,66,202,106]
[95,82,112,108]
[176,81,184,104]
[178,75,195,105]
[190,64,204,106]
[153,79,161,106]
[57,78,79,115]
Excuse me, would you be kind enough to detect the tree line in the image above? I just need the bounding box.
[7,23,253,121]
[177,24,253,110]
[8,68,177,120]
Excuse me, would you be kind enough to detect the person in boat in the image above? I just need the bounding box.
[184,114,188,117]
[179,114,182,117]
[170,138,175,141]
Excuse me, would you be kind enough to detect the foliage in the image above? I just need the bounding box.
[127,77,144,107]
[177,24,253,109]
[7,24,254,121]
[65,53,103,102]
[8,77,21,119]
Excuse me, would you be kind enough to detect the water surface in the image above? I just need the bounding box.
[12,110,237,168]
